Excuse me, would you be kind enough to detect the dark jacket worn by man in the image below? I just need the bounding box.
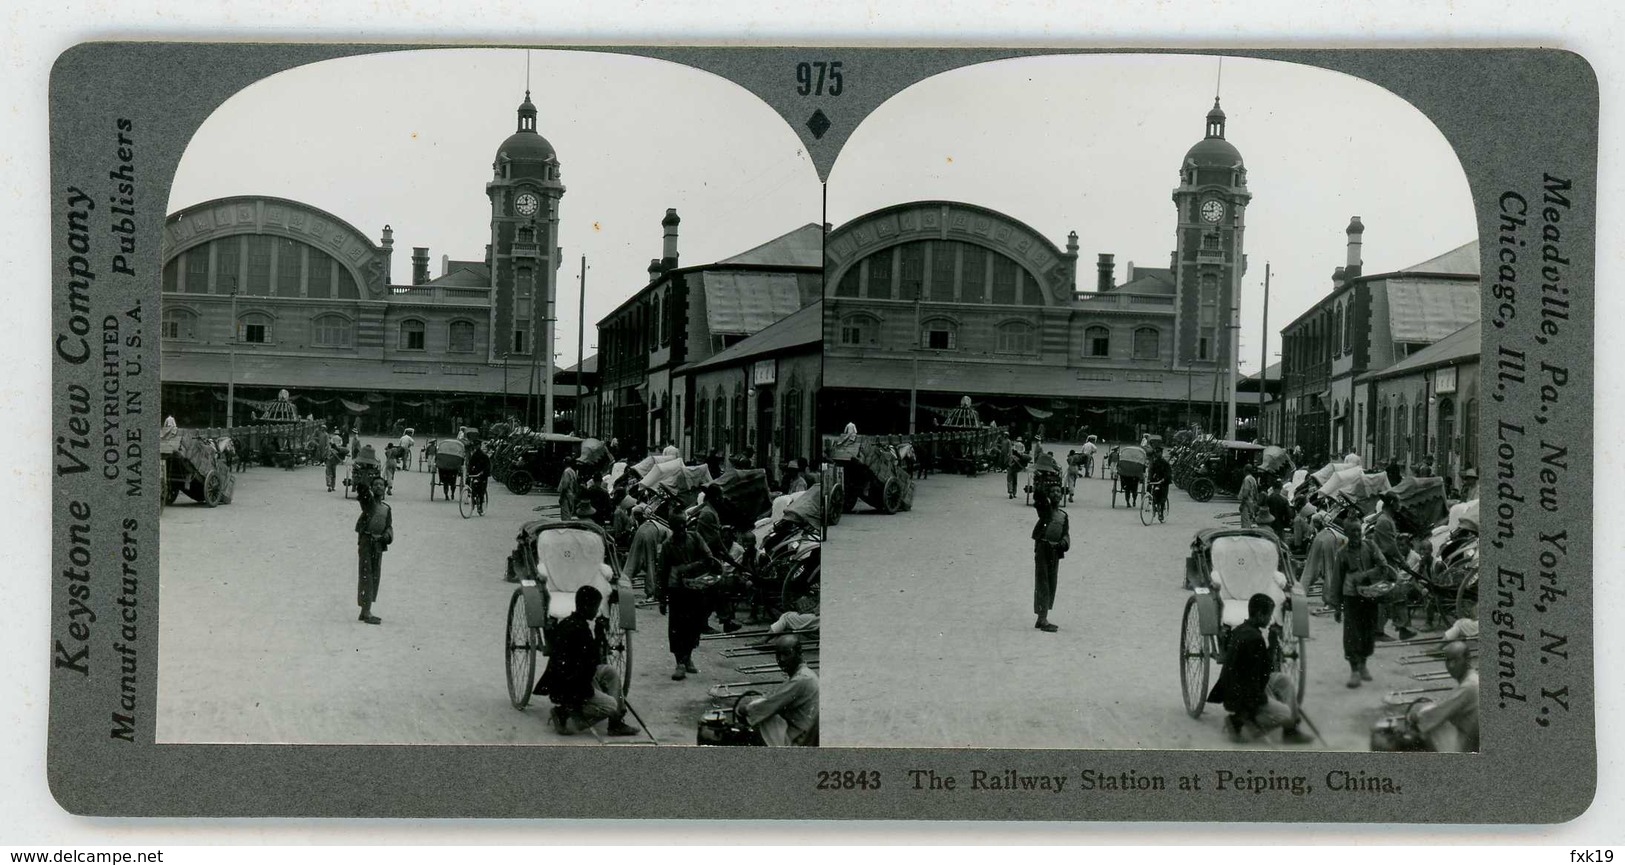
[1208,620,1270,717]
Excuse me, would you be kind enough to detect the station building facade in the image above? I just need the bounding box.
[159,93,575,434]
[1355,320,1481,487]
[820,99,1252,443]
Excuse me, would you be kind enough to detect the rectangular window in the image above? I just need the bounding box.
[1198,336,1211,360]
[990,255,1017,304]
[449,322,475,353]
[314,317,352,348]
[243,323,267,344]
[1086,329,1110,358]
[276,239,303,297]
[1133,329,1160,360]
[929,241,956,302]
[513,319,529,354]
[898,242,925,301]
[840,322,864,345]
[866,250,893,300]
[925,327,955,350]
[1199,304,1217,328]
[246,236,273,295]
[517,297,532,317]
[307,253,332,298]
[961,245,987,304]
[185,248,210,294]
[215,238,240,294]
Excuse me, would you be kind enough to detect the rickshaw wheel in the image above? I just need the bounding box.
[506,469,534,497]
[202,471,224,507]
[505,588,538,710]
[1180,594,1210,719]
[1189,477,1216,503]
[825,484,843,526]
[782,561,820,616]
[1455,568,1479,621]
[605,593,633,699]
[1276,607,1307,710]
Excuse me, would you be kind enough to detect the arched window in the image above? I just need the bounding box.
[1344,301,1355,352]
[712,387,727,455]
[399,319,426,351]
[834,266,861,297]
[185,246,210,295]
[996,321,1035,354]
[1413,399,1428,458]
[238,312,273,344]
[312,314,353,348]
[1085,325,1111,358]
[781,387,802,462]
[1395,399,1408,460]
[1132,327,1161,360]
[162,308,197,341]
[653,294,663,346]
[731,387,748,453]
[921,318,957,351]
[1437,396,1456,469]
[839,314,879,347]
[448,320,476,353]
[1333,305,1344,357]
[1376,402,1389,458]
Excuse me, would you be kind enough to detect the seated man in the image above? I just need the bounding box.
[738,634,819,746]
[1412,640,1479,752]
[534,585,639,737]
[1206,593,1313,745]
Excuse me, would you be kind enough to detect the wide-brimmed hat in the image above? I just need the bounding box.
[1460,468,1478,480]
[786,459,802,471]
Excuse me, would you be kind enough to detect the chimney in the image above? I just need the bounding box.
[441,254,450,277]
[1345,216,1364,277]
[1097,253,1115,293]
[648,258,663,283]
[411,247,430,286]
[1333,265,1347,287]
[1126,260,1136,283]
[661,208,681,268]
[484,244,492,267]
[1066,231,1079,256]
[379,225,394,289]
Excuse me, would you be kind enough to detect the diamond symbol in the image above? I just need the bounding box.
[806,109,832,140]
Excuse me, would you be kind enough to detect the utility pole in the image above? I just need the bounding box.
[575,255,586,436]
[1259,263,1271,441]
[1225,303,1240,440]
[225,277,239,429]
[908,292,922,435]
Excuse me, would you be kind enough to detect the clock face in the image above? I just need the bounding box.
[1200,199,1225,223]
[515,192,540,217]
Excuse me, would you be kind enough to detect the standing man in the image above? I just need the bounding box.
[397,428,415,472]
[1237,467,1260,528]
[1081,436,1098,478]
[557,457,581,521]
[1030,488,1069,633]
[1298,511,1343,597]
[661,515,718,680]
[1457,468,1479,502]
[1006,440,1025,500]
[354,476,393,625]
[782,459,808,495]
[1262,478,1294,544]
[1325,512,1390,688]
[625,503,672,599]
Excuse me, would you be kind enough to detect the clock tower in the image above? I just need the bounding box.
[1170,97,1250,381]
[487,90,566,388]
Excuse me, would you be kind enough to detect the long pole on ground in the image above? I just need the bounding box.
[1226,304,1240,440]
[575,255,586,435]
[1259,263,1271,441]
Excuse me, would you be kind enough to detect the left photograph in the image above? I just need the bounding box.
[156,49,825,746]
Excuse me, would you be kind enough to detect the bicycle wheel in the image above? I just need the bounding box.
[1140,486,1154,526]
[459,473,473,519]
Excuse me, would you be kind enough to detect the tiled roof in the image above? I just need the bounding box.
[717,223,824,269]
[701,271,806,335]
[1358,320,1480,382]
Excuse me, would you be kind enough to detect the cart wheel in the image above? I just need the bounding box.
[202,471,224,507]
[782,561,820,616]
[1180,594,1210,718]
[162,481,179,507]
[1189,477,1216,503]
[506,469,534,497]
[1277,603,1307,709]
[878,476,903,514]
[825,484,843,526]
[605,592,633,699]
[459,478,473,519]
[1455,568,1479,621]
[506,588,538,710]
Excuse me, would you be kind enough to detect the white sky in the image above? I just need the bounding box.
[828,53,1478,376]
[169,48,823,369]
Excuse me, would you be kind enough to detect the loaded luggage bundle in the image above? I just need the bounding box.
[705,468,773,530]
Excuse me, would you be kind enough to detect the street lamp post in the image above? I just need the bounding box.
[908,293,922,436]
[502,352,510,414]
[225,277,239,429]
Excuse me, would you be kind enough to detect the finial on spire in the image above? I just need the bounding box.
[1215,56,1223,101]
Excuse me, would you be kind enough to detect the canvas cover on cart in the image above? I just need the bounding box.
[707,468,772,529]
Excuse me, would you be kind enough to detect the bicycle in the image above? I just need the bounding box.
[460,470,488,518]
[1140,480,1170,526]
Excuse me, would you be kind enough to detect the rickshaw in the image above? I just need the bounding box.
[504,520,637,711]
[1112,445,1147,508]
[757,485,823,615]
[431,438,466,502]
[1179,527,1310,719]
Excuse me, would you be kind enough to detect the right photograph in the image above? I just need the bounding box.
[817,54,1482,751]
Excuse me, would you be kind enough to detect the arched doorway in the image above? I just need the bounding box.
[1436,396,1456,476]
